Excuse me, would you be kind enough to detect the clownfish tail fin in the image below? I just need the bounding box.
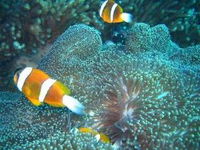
[62,95,85,115]
[121,13,133,23]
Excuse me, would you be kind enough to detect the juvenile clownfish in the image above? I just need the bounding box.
[99,0,133,23]
[79,127,110,143]
[13,67,85,115]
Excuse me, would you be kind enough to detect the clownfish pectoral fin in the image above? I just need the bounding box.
[121,13,133,23]
[27,97,42,106]
[62,95,85,115]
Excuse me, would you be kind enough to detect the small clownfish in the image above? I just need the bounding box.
[13,67,85,115]
[79,127,110,143]
[99,0,133,23]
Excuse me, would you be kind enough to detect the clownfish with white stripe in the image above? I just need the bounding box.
[99,0,133,23]
[13,67,85,115]
[79,127,110,143]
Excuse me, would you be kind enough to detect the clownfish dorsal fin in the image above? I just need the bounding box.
[108,0,115,4]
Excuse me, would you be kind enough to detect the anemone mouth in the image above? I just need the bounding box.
[93,76,142,146]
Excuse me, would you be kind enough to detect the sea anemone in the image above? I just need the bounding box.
[93,76,143,149]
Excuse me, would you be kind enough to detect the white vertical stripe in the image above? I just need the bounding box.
[95,134,101,141]
[17,67,32,91]
[39,78,56,102]
[110,3,118,22]
[99,0,108,17]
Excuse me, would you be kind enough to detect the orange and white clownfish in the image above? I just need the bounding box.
[99,0,133,23]
[79,127,110,143]
[13,67,85,115]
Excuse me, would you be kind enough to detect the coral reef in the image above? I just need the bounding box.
[0,0,105,91]
[1,0,198,62]
[36,23,200,149]
[0,22,199,149]
[0,0,95,62]
[0,0,107,63]
[0,0,199,90]
[121,0,200,47]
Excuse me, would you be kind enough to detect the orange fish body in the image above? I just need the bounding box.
[99,0,132,23]
[14,67,85,115]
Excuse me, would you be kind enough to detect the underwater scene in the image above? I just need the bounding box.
[0,0,200,149]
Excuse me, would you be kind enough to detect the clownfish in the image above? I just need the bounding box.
[13,67,85,115]
[99,0,133,23]
[79,127,110,143]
